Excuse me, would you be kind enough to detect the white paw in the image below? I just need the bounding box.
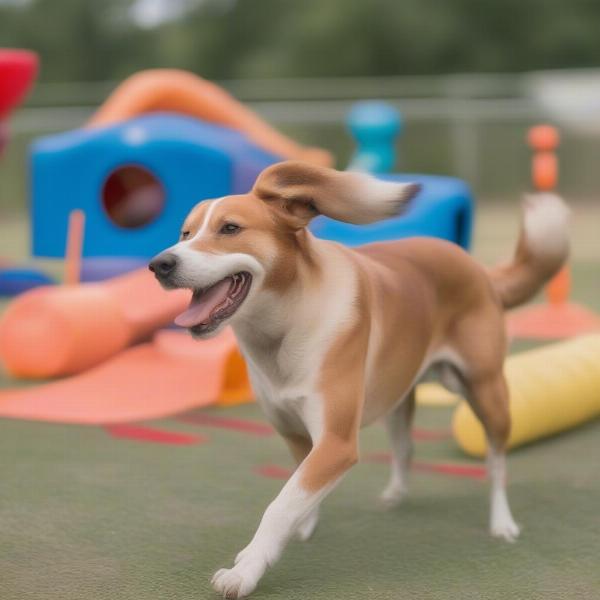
[490,517,521,543]
[211,565,258,599]
[378,483,408,509]
[296,510,319,541]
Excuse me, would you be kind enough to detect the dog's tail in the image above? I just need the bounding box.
[487,193,570,310]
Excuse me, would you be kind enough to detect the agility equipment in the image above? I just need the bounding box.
[0,267,55,297]
[0,328,251,425]
[453,334,600,457]
[88,69,333,167]
[347,101,403,174]
[506,125,600,339]
[0,268,189,378]
[0,49,38,155]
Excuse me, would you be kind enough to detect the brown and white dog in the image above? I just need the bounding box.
[149,161,569,599]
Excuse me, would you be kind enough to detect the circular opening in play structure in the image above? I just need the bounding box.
[102,165,165,229]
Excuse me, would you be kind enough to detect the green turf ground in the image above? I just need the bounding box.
[0,210,599,600]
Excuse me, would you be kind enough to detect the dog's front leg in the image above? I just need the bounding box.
[211,433,358,598]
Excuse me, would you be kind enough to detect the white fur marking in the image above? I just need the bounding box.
[192,197,224,241]
[523,193,569,258]
[488,447,521,542]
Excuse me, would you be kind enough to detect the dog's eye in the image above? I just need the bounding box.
[219,223,241,235]
[180,231,190,240]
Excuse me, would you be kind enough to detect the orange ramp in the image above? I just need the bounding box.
[0,328,252,425]
[88,69,332,167]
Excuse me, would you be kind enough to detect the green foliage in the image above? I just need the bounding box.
[2,0,600,81]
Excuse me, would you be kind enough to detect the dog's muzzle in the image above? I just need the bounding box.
[149,252,178,284]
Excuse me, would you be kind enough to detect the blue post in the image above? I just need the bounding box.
[347,101,403,174]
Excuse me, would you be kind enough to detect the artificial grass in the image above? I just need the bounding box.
[0,212,599,599]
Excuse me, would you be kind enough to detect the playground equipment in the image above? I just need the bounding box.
[88,69,333,167]
[506,125,600,339]
[0,49,38,155]
[0,69,477,428]
[0,49,55,296]
[311,173,472,249]
[0,328,251,425]
[347,101,402,174]
[0,268,189,378]
[453,334,600,456]
[31,70,474,262]
[31,114,280,258]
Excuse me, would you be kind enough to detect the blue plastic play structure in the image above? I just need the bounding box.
[31,114,279,258]
[347,101,403,174]
[30,108,474,264]
[311,173,472,248]
[0,266,55,297]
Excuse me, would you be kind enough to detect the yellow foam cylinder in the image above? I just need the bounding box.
[453,335,600,457]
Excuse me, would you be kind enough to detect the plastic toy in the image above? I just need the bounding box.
[0,267,189,378]
[311,173,473,249]
[0,49,54,296]
[31,114,280,258]
[0,49,38,155]
[0,328,251,425]
[0,268,55,297]
[453,334,600,456]
[88,69,333,167]
[347,101,402,173]
[506,125,600,338]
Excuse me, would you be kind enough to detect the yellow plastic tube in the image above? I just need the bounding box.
[453,335,600,457]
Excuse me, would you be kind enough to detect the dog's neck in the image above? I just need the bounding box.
[231,232,358,384]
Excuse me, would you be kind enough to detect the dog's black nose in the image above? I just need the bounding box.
[149,253,178,278]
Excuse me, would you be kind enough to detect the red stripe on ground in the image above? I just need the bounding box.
[177,413,274,436]
[412,428,452,442]
[105,424,205,445]
[362,452,487,480]
[255,455,486,482]
[256,465,293,480]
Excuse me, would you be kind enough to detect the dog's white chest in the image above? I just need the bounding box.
[247,365,323,440]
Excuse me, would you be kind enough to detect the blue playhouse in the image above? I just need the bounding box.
[29,104,473,262]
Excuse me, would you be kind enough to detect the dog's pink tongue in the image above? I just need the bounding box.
[174,278,231,327]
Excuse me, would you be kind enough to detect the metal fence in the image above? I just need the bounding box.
[2,72,600,216]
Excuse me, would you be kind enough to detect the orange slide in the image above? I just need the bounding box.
[88,69,333,167]
[0,328,252,424]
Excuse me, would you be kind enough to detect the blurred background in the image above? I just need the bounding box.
[3,0,600,223]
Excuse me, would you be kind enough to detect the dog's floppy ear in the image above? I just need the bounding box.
[252,160,421,230]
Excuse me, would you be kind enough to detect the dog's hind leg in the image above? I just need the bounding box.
[379,388,416,508]
[463,374,520,542]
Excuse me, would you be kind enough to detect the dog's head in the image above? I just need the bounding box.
[150,160,420,338]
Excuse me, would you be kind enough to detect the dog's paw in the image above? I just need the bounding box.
[490,517,521,543]
[211,566,258,599]
[295,509,319,542]
[378,483,408,509]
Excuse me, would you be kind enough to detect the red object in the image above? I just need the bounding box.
[178,413,274,436]
[257,456,487,481]
[0,49,38,155]
[362,452,487,481]
[105,423,205,445]
[0,49,38,117]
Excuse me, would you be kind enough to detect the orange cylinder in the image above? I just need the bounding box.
[0,286,129,377]
[532,152,557,191]
[0,268,190,379]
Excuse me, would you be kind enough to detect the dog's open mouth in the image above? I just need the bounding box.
[174,272,252,335]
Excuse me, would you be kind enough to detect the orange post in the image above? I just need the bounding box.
[64,209,85,285]
[506,124,600,339]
